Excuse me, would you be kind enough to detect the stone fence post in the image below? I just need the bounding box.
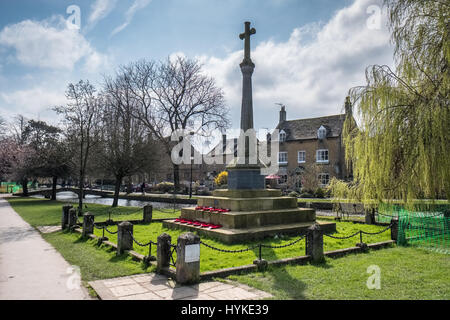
[68,208,78,229]
[176,232,200,284]
[157,233,172,273]
[306,224,324,262]
[82,212,94,237]
[365,208,376,225]
[143,205,153,223]
[61,205,73,230]
[391,217,399,242]
[117,221,133,255]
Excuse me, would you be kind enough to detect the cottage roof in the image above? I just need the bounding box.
[275,114,346,141]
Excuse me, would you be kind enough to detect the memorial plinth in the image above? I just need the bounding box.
[163,188,336,243]
[163,21,335,242]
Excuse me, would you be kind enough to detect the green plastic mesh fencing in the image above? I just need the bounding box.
[375,203,449,254]
[397,214,450,254]
[0,182,21,193]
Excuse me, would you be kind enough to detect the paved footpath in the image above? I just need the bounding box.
[0,196,91,300]
[89,274,272,300]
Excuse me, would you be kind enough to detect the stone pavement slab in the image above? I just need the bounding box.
[37,226,62,234]
[89,273,272,300]
[0,196,91,300]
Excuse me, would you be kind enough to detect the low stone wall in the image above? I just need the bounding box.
[298,201,334,210]
[103,193,197,204]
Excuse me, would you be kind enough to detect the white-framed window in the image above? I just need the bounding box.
[318,173,330,187]
[297,151,306,163]
[317,125,327,140]
[278,152,288,164]
[316,149,329,163]
[279,130,286,142]
[278,175,288,184]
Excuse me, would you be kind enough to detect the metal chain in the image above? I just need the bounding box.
[104,225,118,234]
[127,230,156,247]
[169,243,177,266]
[261,235,306,249]
[324,230,361,240]
[361,223,392,235]
[200,241,260,253]
[325,223,393,239]
[93,224,104,230]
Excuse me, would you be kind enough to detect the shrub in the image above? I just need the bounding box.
[214,171,228,186]
[314,187,325,198]
[288,191,299,198]
[155,182,174,193]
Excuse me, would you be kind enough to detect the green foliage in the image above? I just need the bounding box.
[314,188,325,199]
[214,171,228,186]
[288,191,299,198]
[155,181,174,193]
[337,0,450,206]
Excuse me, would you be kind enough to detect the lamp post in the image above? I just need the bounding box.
[189,131,194,199]
[189,156,194,199]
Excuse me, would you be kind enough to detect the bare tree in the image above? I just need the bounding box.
[22,120,71,200]
[54,80,101,214]
[9,115,28,145]
[100,72,157,207]
[124,56,230,190]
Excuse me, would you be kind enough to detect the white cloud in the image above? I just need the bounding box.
[87,0,118,30]
[0,86,67,124]
[0,15,109,72]
[111,0,152,36]
[197,0,394,129]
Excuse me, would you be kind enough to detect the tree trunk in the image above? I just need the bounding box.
[78,172,84,216]
[51,176,57,200]
[22,178,28,197]
[112,176,123,207]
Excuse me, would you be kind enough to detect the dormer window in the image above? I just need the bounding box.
[279,130,286,142]
[317,125,327,140]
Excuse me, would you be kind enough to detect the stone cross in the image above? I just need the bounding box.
[239,21,256,65]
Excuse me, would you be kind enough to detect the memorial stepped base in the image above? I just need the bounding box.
[162,189,336,243]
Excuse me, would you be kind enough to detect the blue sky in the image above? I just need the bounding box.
[0,0,394,134]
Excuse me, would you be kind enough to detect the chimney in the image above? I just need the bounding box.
[345,96,352,117]
[279,105,286,123]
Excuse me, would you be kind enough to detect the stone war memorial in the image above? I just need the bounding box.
[164,22,336,243]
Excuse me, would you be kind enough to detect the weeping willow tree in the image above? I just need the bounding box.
[331,0,450,206]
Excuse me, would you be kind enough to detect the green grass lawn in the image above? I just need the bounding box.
[229,246,450,300]
[7,197,393,273]
[7,196,449,300]
[43,230,154,282]
[92,220,392,273]
[6,197,180,227]
[42,230,154,298]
